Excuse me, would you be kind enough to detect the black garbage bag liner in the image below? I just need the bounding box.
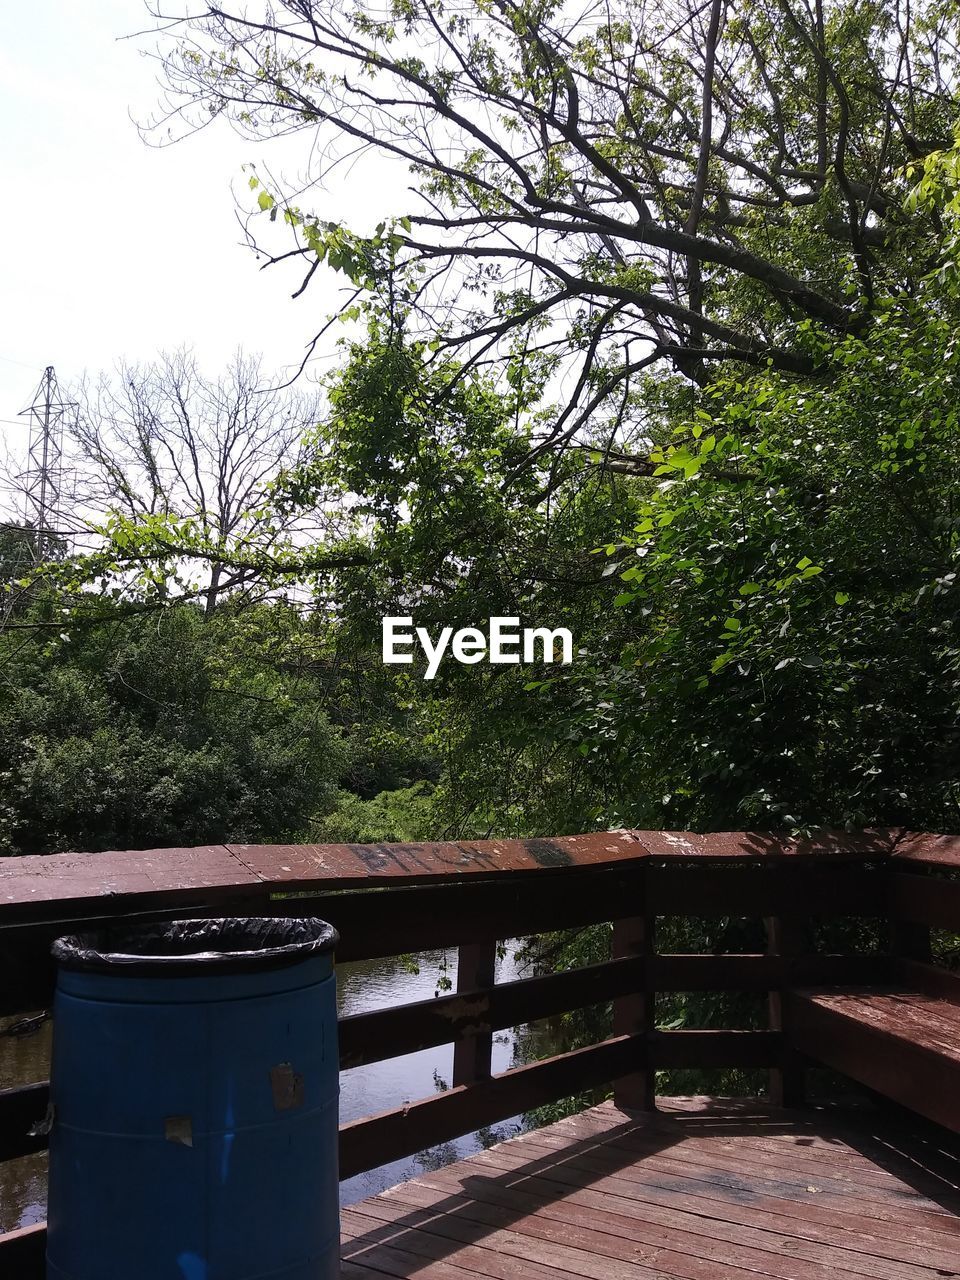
[51,917,338,975]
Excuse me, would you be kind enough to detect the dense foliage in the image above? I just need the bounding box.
[303,282,960,837]
[5,2,960,859]
[112,0,960,837]
[0,603,350,854]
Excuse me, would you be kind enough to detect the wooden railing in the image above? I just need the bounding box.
[1,827,959,1273]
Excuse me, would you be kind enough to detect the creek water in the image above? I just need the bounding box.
[0,943,554,1234]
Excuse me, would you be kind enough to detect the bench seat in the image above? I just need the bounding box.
[785,986,960,1134]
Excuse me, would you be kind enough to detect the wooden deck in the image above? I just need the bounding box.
[340,1098,960,1280]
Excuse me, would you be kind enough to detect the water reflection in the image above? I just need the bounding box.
[0,944,539,1232]
[0,1016,52,1232]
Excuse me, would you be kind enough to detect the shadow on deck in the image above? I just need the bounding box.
[341,1098,960,1280]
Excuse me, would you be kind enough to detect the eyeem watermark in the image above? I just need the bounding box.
[382,616,573,680]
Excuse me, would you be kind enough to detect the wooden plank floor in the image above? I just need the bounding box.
[340,1098,960,1279]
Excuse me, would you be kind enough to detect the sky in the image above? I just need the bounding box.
[0,2,405,501]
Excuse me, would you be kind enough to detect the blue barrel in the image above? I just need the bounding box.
[46,917,340,1280]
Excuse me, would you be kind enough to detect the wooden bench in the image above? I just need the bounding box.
[786,972,960,1133]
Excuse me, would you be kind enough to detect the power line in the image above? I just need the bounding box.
[0,353,46,371]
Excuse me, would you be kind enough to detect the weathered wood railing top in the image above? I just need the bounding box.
[1,827,957,921]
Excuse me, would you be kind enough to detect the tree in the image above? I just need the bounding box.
[295,333,655,836]
[116,0,960,835]
[0,350,369,631]
[152,0,957,477]
[304,263,960,837]
[0,601,350,855]
[64,349,336,613]
[0,524,67,623]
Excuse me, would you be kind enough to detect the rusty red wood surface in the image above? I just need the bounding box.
[787,984,960,1135]
[0,826,956,922]
[11,1097,960,1278]
[630,827,896,860]
[0,843,247,911]
[0,832,644,917]
[890,829,960,866]
[338,1098,960,1280]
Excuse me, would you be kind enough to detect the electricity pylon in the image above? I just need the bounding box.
[17,366,75,560]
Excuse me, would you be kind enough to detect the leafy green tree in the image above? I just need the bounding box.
[580,296,960,832]
[304,266,960,835]
[124,0,960,832]
[312,781,437,844]
[61,1,946,842]
[290,332,638,836]
[155,0,956,474]
[0,603,349,855]
[0,524,58,623]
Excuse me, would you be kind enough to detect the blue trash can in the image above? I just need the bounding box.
[46,917,340,1280]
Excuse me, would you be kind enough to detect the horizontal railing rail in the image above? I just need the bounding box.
[1,827,959,1275]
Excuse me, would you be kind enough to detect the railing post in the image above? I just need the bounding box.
[452,940,497,1085]
[890,914,933,966]
[766,903,805,1108]
[612,877,656,1112]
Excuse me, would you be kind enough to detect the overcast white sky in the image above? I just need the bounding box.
[0,2,405,499]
